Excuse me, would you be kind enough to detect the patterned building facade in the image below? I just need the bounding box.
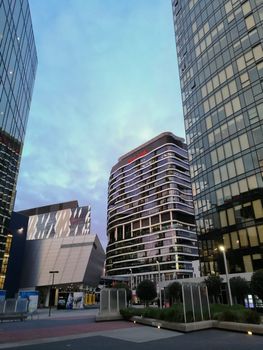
[172,0,263,275]
[106,132,198,286]
[0,0,37,288]
[22,202,91,240]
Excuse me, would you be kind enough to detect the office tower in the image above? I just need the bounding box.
[106,132,198,286]
[3,212,28,297]
[172,0,263,275]
[0,0,37,288]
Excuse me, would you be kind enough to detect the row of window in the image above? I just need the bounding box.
[109,191,193,216]
[223,225,263,251]
[108,218,195,242]
[108,202,194,228]
[109,175,191,205]
[219,199,263,228]
[110,172,191,204]
[213,156,244,185]
[211,133,249,165]
[109,158,189,194]
[216,174,259,206]
[110,144,187,181]
[193,172,262,220]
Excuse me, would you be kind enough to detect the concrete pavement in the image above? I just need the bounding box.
[0,308,262,349]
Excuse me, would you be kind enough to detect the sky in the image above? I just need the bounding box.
[15,0,185,249]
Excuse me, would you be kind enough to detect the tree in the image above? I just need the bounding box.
[251,269,263,301]
[230,276,250,304]
[136,280,157,306]
[205,275,223,303]
[114,282,132,302]
[166,282,181,305]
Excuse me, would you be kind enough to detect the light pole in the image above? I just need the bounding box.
[219,246,233,306]
[129,268,133,290]
[156,261,162,309]
[49,270,59,317]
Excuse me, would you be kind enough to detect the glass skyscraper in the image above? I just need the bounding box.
[0,0,37,288]
[106,132,198,286]
[172,0,263,275]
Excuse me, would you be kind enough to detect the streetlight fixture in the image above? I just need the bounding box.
[49,270,59,317]
[156,261,162,309]
[129,268,133,291]
[219,246,233,306]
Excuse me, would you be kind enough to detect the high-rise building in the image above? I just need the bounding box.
[106,132,198,286]
[172,0,263,275]
[0,0,37,288]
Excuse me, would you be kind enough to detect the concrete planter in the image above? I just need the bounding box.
[131,316,263,335]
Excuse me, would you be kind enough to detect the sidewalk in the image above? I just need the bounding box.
[0,309,262,350]
[0,308,141,348]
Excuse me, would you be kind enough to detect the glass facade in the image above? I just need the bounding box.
[172,0,263,275]
[106,132,198,285]
[0,0,37,288]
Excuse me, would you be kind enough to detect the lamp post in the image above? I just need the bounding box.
[156,261,162,309]
[219,246,233,306]
[49,270,59,317]
[129,268,133,290]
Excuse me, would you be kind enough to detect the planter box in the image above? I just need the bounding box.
[131,316,263,335]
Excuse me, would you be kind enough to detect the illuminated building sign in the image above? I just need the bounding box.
[127,150,148,164]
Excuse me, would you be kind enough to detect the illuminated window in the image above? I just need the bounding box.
[223,234,231,250]
[227,208,236,225]
[240,72,250,87]
[247,227,258,247]
[253,44,263,61]
[230,231,239,249]
[245,15,255,31]
[253,200,263,219]
[243,255,253,272]
[235,158,244,175]
[224,141,232,158]
[239,229,248,247]
[220,210,228,227]
[258,225,263,243]
[239,178,248,193]
[242,1,252,16]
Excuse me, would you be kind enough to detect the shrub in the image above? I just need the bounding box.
[159,303,184,322]
[142,307,160,319]
[120,308,136,320]
[218,310,240,322]
[241,310,261,324]
[210,303,244,317]
[210,303,261,324]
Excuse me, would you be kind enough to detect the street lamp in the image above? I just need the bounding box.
[156,261,162,309]
[49,270,59,317]
[129,268,133,291]
[219,246,233,306]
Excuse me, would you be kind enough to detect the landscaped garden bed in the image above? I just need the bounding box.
[120,304,263,334]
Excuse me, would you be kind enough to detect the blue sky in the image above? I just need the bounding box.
[15,0,185,248]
